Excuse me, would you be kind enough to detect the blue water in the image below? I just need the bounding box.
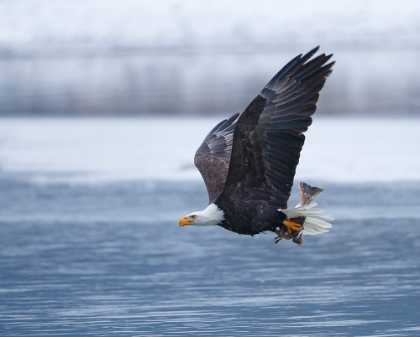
[0,177,420,336]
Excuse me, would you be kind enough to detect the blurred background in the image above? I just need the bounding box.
[1,1,420,336]
[1,0,420,116]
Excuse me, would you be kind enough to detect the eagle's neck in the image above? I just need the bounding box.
[197,203,225,226]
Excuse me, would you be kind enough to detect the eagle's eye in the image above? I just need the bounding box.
[191,215,197,219]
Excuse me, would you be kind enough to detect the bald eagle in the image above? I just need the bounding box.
[179,47,334,246]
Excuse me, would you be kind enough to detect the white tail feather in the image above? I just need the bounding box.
[280,202,334,236]
[303,217,332,235]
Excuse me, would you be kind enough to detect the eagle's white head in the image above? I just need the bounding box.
[179,203,225,227]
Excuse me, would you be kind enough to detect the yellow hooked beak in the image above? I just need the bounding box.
[179,216,196,227]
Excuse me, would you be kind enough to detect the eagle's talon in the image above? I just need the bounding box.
[283,219,303,232]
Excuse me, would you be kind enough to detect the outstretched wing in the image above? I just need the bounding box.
[218,47,334,211]
[194,113,239,203]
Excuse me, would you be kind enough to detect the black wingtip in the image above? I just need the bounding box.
[208,112,240,136]
[325,59,336,68]
[323,60,335,78]
[324,54,335,67]
[300,47,335,68]
[301,46,320,63]
[265,46,334,91]
[227,112,240,124]
[265,53,302,89]
[311,46,321,54]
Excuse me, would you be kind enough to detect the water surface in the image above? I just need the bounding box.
[1,178,419,336]
[1,117,419,335]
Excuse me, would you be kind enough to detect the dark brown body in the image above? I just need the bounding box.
[217,202,287,235]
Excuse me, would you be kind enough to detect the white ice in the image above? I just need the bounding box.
[0,117,419,185]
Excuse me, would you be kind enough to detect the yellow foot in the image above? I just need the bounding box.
[283,219,303,234]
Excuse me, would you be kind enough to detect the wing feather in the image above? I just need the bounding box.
[217,48,334,213]
[194,113,239,203]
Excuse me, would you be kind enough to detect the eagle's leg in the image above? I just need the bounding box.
[273,228,292,243]
[283,219,303,233]
[274,229,284,243]
[274,219,304,246]
[273,229,281,244]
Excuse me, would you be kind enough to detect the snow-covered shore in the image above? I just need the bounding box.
[0,117,418,184]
